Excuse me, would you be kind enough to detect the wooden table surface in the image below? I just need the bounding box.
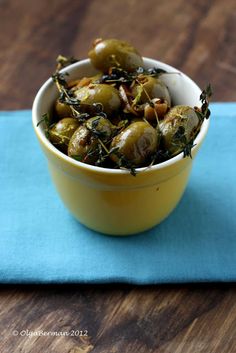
[0,0,236,352]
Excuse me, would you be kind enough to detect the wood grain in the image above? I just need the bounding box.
[0,0,236,352]
[0,0,236,110]
[0,284,236,352]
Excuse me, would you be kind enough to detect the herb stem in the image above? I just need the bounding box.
[98,138,109,154]
[135,78,160,127]
[53,75,82,118]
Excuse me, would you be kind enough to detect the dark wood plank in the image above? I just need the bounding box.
[0,0,235,110]
[0,284,236,353]
[0,0,236,352]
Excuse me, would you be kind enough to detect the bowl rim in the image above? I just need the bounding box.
[32,57,210,175]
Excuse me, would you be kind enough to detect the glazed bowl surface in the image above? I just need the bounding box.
[32,58,209,235]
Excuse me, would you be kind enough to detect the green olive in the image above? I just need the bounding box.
[49,118,80,152]
[55,100,72,119]
[74,83,121,116]
[159,105,200,156]
[86,116,115,141]
[88,38,143,73]
[132,76,171,106]
[68,125,98,164]
[110,121,160,167]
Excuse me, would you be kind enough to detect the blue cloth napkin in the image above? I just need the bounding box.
[0,103,236,284]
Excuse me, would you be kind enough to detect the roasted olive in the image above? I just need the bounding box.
[159,105,200,156]
[86,116,115,141]
[110,121,160,167]
[49,118,80,152]
[55,100,73,119]
[74,83,121,116]
[68,125,98,164]
[88,38,143,73]
[132,75,171,106]
[44,37,210,173]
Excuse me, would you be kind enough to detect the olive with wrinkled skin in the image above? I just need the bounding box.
[86,116,115,141]
[159,105,200,156]
[132,75,171,106]
[55,100,73,119]
[110,121,160,167]
[88,38,143,73]
[49,118,80,152]
[68,125,98,164]
[74,83,121,116]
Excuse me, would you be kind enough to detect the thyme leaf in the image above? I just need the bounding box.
[52,72,69,87]
[56,55,80,71]
[182,84,213,158]
[37,113,50,127]
[37,113,51,139]
[199,83,212,120]
[99,66,167,85]
[183,140,196,158]
[173,126,186,145]
[71,155,82,162]
[154,149,171,163]
[109,147,137,176]
[52,56,108,120]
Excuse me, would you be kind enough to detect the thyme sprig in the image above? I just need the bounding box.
[37,113,50,128]
[100,67,134,84]
[56,55,80,71]
[99,66,167,85]
[171,125,196,158]
[180,84,213,158]
[134,78,160,127]
[52,72,82,119]
[52,59,108,121]
[37,113,51,138]
[200,84,212,119]
[195,84,212,122]
[108,147,137,176]
[40,53,213,176]
[183,139,196,158]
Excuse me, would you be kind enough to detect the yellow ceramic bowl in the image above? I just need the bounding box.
[32,58,210,235]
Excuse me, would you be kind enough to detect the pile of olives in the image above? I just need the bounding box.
[44,38,207,173]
